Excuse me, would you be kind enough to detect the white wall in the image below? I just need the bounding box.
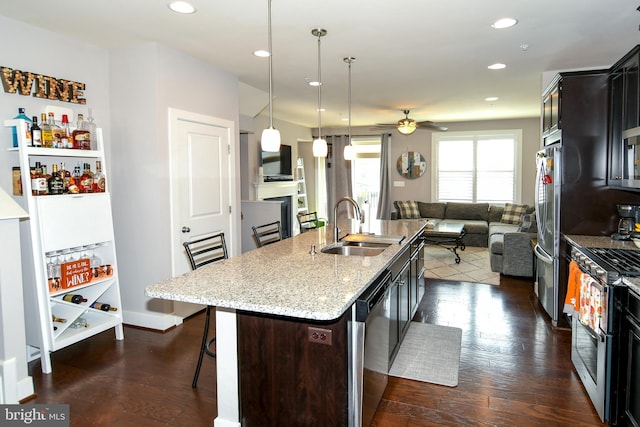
[109,43,240,329]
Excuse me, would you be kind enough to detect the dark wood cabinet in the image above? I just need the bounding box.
[608,45,640,188]
[543,83,561,135]
[237,310,350,427]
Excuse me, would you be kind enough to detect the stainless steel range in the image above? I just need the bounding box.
[569,246,640,423]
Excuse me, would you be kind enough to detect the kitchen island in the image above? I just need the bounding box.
[145,219,426,427]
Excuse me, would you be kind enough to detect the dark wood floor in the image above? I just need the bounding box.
[26,276,605,426]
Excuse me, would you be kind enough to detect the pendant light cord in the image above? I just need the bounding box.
[267,0,274,128]
[316,32,322,140]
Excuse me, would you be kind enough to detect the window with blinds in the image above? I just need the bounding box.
[432,130,522,203]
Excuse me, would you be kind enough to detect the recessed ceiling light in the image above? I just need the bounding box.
[492,18,518,29]
[485,97,499,102]
[168,1,196,14]
[253,50,270,58]
[488,63,506,70]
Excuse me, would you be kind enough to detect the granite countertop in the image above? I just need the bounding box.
[564,234,640,251]
[565,234,640,295]
[145,219,426,321]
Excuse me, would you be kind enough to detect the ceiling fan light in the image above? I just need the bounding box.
[261,127,281,152]
[313,138,327,157]
[397,119,417,135]
[343,144,355,160]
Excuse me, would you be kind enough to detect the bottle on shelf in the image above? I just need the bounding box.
[11,108,32,147]
[40,112,53,148]
[52,314,67,323]
[62,294,87,304]
[93,160,106,192]
[48,112,62,148]
[72,113,90,150]
[12,166,22,196]
[86,108,97,150]
[90,301,117,312]
[48,163,65,195]
[31,161,48,196]
[78,162,94,193]
[60,114,71,149]
[31,116,42,147]
[69,163,82,194]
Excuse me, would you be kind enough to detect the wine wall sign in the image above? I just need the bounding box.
[0,66,86,104]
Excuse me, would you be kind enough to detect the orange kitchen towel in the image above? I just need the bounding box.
[563,260,581,315]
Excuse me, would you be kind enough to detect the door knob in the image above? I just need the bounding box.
[182,226,191,233]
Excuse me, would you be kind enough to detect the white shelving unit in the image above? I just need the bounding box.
[296,158,308,214]
[4,119,124,374]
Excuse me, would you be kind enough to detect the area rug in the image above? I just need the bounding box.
[389,322,462,387]
[423,245,500,286]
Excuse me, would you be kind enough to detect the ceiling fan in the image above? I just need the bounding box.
[376,110,448,134]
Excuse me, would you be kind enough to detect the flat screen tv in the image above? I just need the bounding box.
[260,144,293,181]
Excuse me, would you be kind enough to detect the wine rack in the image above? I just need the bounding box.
[4,118,124,374]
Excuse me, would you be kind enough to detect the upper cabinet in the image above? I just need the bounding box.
[608,45,640,189]
[542,82,560,136]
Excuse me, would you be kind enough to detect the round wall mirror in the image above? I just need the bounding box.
[397,151,427,179]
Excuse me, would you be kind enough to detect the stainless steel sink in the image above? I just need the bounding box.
[320,242,390,256]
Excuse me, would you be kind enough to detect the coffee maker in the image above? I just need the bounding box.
[612,204,640,240]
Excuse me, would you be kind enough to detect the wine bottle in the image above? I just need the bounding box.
[93,160,106,192]
[90,301,117,312]
[62,294,87,304]
[52,314,67,323]
[48,112,62,148]
[31,116,42,147]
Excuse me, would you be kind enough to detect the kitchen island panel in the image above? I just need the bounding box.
[238,310,349,427]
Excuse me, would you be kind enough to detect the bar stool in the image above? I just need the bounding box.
[183,232,228,388]
[297,212,319,233]
[252,221,282,247]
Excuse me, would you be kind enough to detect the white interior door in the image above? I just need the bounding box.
[169,109,233,320]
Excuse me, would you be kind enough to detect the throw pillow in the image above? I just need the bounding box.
[396,201,421,219]
[517,213,538,233]
[417,202,446,219]
[501,203,527,224]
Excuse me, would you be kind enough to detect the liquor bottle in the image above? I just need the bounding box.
[62,294,87,304]
[31,162,47,196]
[48,163,65,195]
[60,114,71,148]
[31,116,42,147]
[48,112,62,148]
[12,108,32,147]
[41,113,53,148]
[60,162,70,193]
[72,113,90,150]
[86,108,97,150]
[79,162,94,193]
[40,164,50,196]
[90,301,117,312]
[93,160,106,192]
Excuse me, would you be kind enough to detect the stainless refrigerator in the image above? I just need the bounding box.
[534,143,561,325]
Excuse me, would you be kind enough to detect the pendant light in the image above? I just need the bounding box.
[312,28,328,157]
[343,57,356,161]
[261,0,281,152]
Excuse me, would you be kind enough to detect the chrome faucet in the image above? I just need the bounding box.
[334,196,363,242]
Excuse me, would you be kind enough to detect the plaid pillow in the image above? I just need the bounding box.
[396,201,421,219]
[501,203,527,224]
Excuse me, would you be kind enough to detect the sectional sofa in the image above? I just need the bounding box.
[392,201,536,277]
